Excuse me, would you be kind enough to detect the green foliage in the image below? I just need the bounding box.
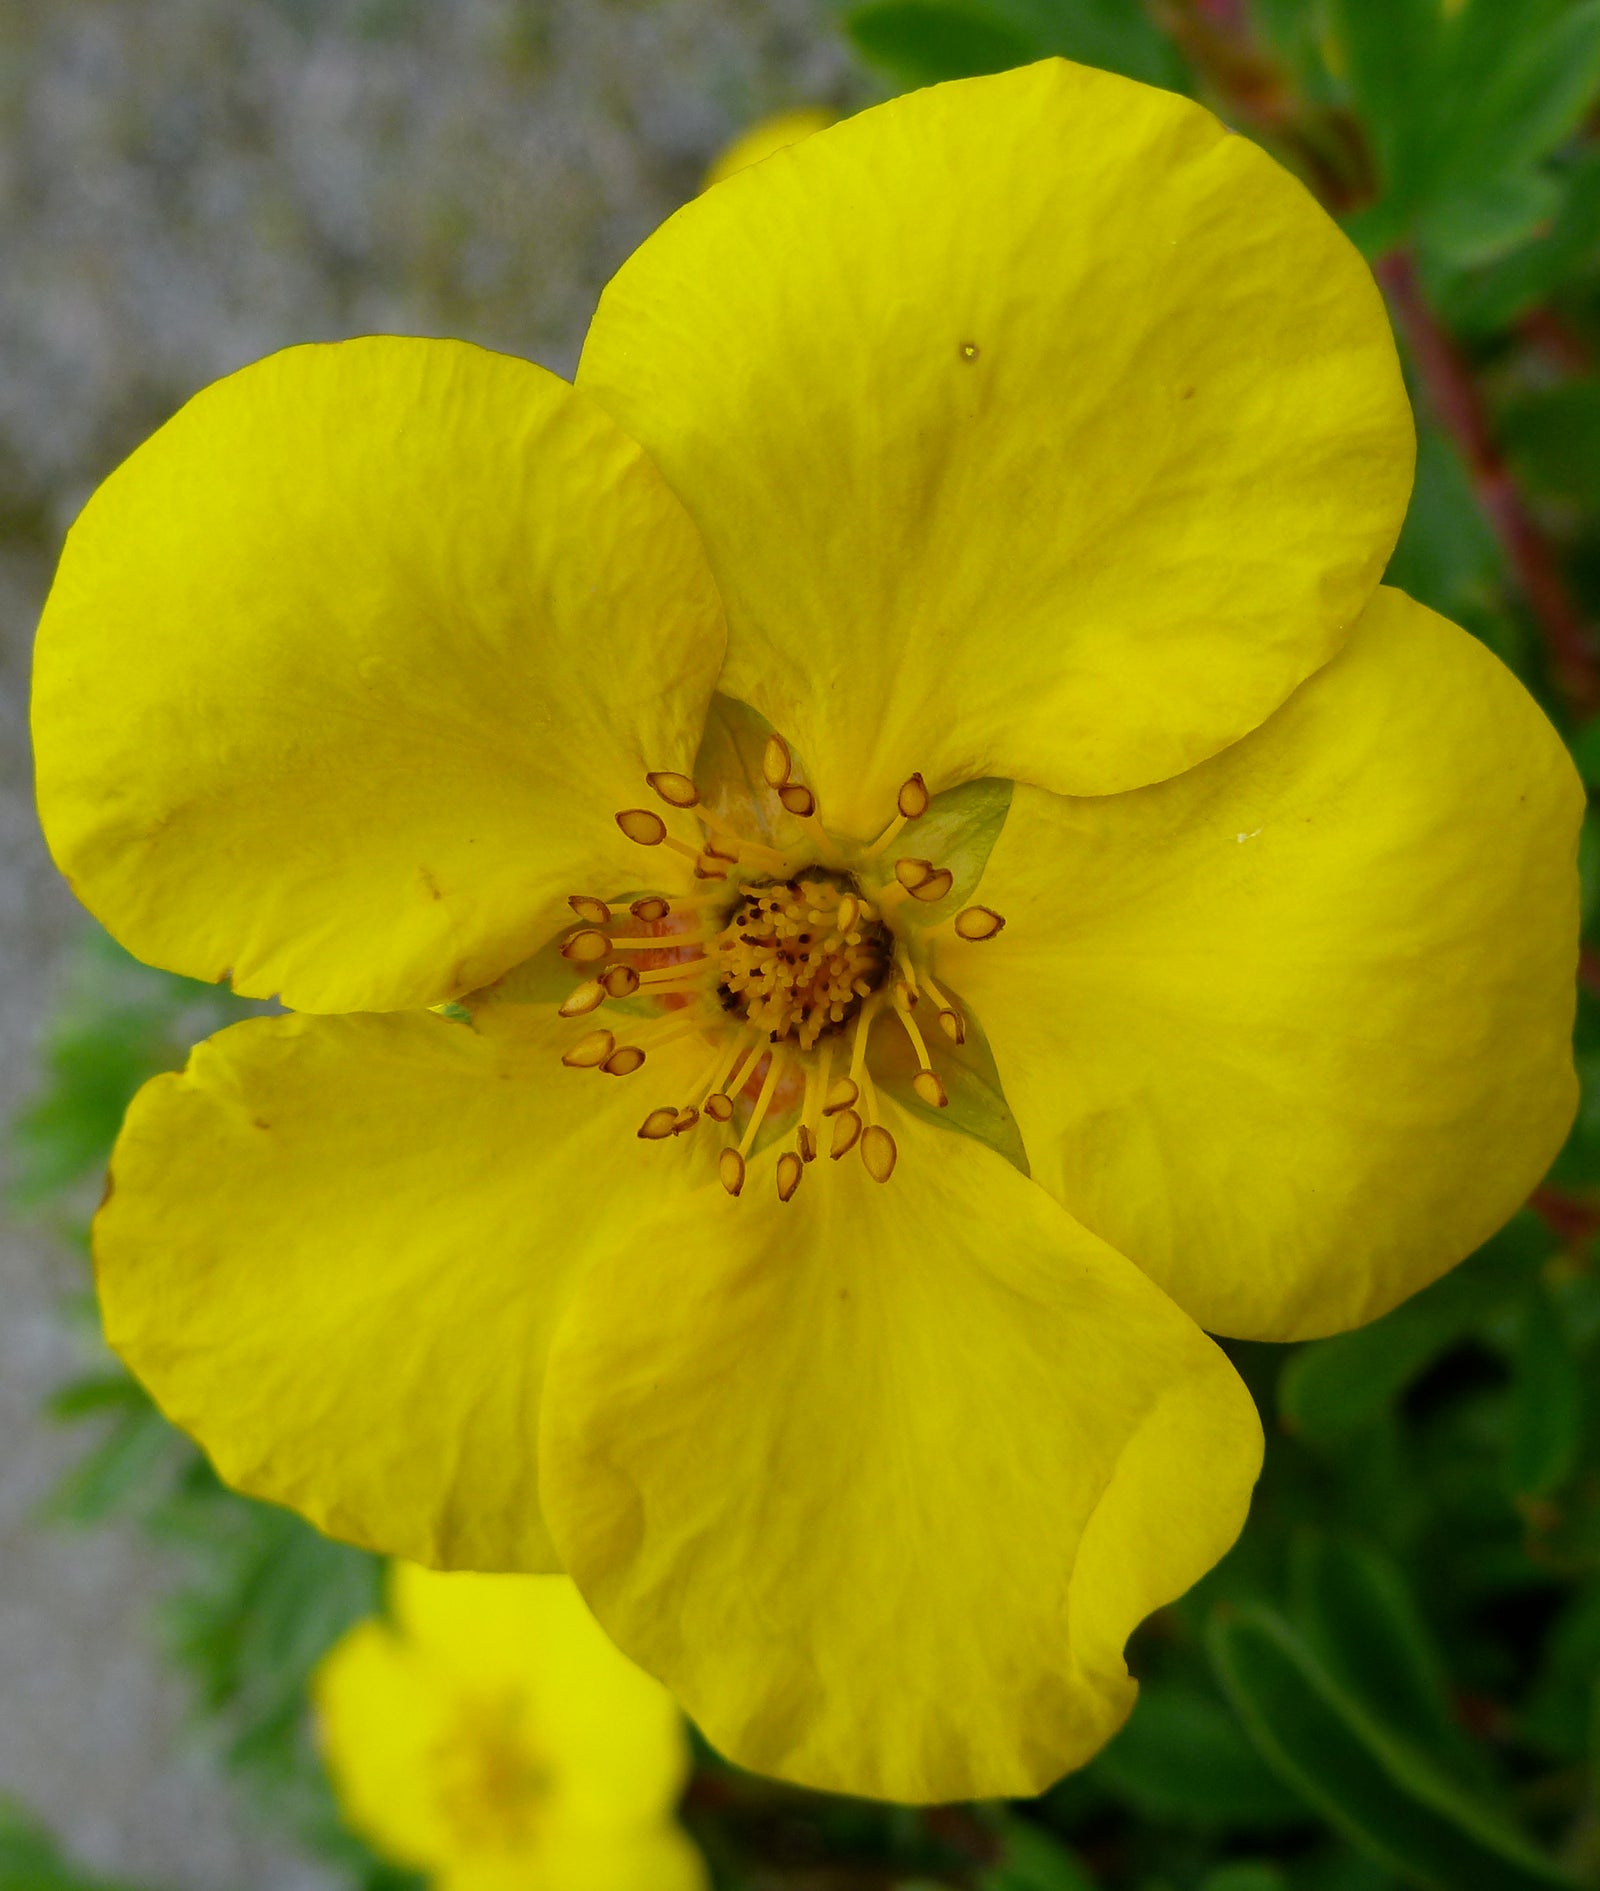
[842,0,1185,92]
[0,1799,161,1891]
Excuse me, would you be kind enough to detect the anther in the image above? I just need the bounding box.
[829,1108,862,1159]
[860,1125,898,1183]
[823,1076,859,1115]
[568,895,611,925]
[776,1151,804,1202]
[631,896,671,923]
[719,1148,746,1197]
[616,809,667,846]
[637,1107,679,1140]
[796,1124,817,1163]
[602,1046,646,1076]
[895,857,934,891]
[562,1029,614,1069]
[778,782,815,818]
[673,1107,699,1134]
[912,1070,949,1109]
[954,906,1006,940]
[600,964,641,999]
[704,1093,734,1123]
[646,771,700,808]
[897,774,929,819]
[937,1008,966,1045]
[909,868,954,903]
[561,928,610,963]
[558,979,605,1018]
[762,735,792,787]
[836,894,860,933]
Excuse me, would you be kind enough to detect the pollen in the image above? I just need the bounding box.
[713,874,890,1053]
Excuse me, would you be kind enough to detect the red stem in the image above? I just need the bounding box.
[1377,249,1600,715]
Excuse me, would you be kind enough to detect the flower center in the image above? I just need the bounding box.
[550,729,1007,1204]
[430,1691,551,1853]
[714,873,890,1051]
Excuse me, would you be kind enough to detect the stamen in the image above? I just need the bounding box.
[637,1107,679,1140]
[776,1151,803,1203]
[829,1107,862,1159]
[604,932,710,951]
[848,1001,876,1088]
[895,857,934,891]
[673,1106,699,1134]
[600,964,641,998]
[630,896,671,923]
[860,1124,898,1183]
[697,810,792,874]
[864,774,930,860]
[558,979,605,1018]
[796,1124,817,1163]
[601,1046,646,1076]
[823,1076,859,1116]
[562,1029,614,1069]
[568,895,611,925]
[737,1050,786,1158]
[954,906,1006,940]
[646,771,700,808]
[616,809,667,846]
[778,782,815,818]
[909,868,953,903]
[893,998,944,1109]
[705,1094,734,1123]
[719,1148,745,1197]
[561,928,610,963]
[762,735,792,787]
[918,970,967,1043]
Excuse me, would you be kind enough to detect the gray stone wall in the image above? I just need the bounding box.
[0,4,855,1882]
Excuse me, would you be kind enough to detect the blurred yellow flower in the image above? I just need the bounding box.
[33,60,1578,1802]
[701,104,836,190]
[314,1564,704,1891]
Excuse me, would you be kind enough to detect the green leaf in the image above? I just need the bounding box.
[1327,0,1441,220]
[845,0,1038,86]
[1507,1281,1585,1497]
[1278,1216,1551,1443]
[1199,1867,1290,1891]
[979,1813,1097,1891]
[1437,0,1600,193]
[1438,149,1600,332]
[1290,1535,1485,1783]
[1089,1683,1307,1830]
[1001,0,1185,87]
[1420,169,1562,268]
[1208,1607,1572,1889]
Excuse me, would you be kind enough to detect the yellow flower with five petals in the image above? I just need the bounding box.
[32,60,1578,1804]
[313,1564,704,1891]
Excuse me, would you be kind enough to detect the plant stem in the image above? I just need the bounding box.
[1377,249,1600,715]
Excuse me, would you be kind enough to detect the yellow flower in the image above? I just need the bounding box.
[31,60,1578,1803]
[701,105,837,191]
[313,1564,704,1891]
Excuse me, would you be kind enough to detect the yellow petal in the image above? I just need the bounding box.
[313,1615,459,1870]
[701,106,836,190]
[950,588,1581,1341]
[390,1566,691,1829]
[540,1104,1262,1803]
[313,1570,705,1891]
[34,337,725,1012]
[578,60,1411,834]
[96,1004,718,1567]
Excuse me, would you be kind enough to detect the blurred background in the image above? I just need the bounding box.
[5,2,1600,1888]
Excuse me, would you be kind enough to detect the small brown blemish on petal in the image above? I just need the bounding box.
[420,867,443,901]
[253,1117,272,1131]
[959,340,979,362]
